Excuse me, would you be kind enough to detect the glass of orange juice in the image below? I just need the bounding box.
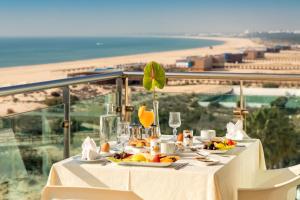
[138,106,155,136]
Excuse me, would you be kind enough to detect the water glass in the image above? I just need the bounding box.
[117,121,130,150]
[169,112,181,141]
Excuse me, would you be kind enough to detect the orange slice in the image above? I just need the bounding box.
[138,106,146,118]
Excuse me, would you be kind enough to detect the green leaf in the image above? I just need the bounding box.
[143,61,166,91]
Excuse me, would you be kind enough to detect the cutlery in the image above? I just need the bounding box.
[173,162,189,170]
[196,152,208,157]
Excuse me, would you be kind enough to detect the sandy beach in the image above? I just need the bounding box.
[0,36,259,86]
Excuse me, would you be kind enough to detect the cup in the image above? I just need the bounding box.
[200,130,216,141]
[160,142,176,155]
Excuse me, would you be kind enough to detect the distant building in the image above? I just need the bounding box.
[211,54,225,68]
[276,45,291,51]
[175,59,193,68]
[243,50,265,60]
[187,56,213,71]
[266,47,280,53]
[224,53,243,63]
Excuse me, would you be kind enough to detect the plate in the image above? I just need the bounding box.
[118,161,172,167]
[202,149,228,154]
[73,155,107,163]
[99,151,114,157]
[196,157,220,165]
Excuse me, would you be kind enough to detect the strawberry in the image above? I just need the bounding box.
[227,139,235,146]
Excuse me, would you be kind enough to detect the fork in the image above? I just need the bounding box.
[174,162,189,170]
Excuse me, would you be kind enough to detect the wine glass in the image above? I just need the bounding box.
[169,112,181,141]
[117,121,130,151]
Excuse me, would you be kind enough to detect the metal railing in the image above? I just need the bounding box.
[1,70,300,158]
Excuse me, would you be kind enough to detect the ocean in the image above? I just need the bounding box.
[0,37,223,68]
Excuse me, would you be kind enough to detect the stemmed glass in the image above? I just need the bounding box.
[169,112,181,141]
[138,107,154,137]
[116,121,130,151]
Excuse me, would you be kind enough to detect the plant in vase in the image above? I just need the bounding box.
[142,61,166,137]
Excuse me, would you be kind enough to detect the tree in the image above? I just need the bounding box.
[246,106,299,169]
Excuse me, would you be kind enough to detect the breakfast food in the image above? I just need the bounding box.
[129,139,149,147]
[113,152,132,160]
[160,155,180,163]
[203,138,236,150]
[152,154,161,162]
[131,154,147,162]
[101,142,110,152]
[109,153,180,163]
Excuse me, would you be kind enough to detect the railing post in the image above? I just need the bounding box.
[124,77,134,123]
[62,86,70,158]
[116,78,123,120]
[233,80,248,131]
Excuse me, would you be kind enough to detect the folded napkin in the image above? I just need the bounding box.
[225,120,250,140]
[81,136,98,160]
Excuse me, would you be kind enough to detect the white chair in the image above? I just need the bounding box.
[238,164,300,200]
[41,186,143,200]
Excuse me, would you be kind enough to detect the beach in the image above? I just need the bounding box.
[0,36,258,86]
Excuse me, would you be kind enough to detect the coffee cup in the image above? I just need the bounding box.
[160,142,176,155]
[200,130,216,141]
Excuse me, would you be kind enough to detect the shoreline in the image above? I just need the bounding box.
[0,36,259,85]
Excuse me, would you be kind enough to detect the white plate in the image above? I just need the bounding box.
[196,157,220,165]
[73,155,107,163]
[118,161,172,167]
[202,149,228,154]
[99,151,114,157]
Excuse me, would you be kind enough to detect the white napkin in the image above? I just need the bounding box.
[225,120,250,140]
[81,136,98,160]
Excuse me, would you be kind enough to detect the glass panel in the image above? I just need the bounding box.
[69,83,117,156]
[0,105,64,200]
[129,80,238,137]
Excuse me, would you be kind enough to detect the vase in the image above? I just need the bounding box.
[153,100,161,137]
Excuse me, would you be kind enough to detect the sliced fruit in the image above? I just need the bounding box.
[214,142,225,149]
[131,154,146,162]
[152,154,160,163]
[138,106,146,118]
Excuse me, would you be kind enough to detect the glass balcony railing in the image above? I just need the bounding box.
[0,71,299,199]
[0,105,64,199]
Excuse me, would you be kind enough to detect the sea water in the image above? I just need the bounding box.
[0,37,223,68]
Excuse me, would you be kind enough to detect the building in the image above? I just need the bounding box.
[224,53,243,63]
[266,47,281,53]
[187,56,213,71]
[175,59,193,68]
[211,54,225,68]
[243,50,265,60]
[276,45,291,51]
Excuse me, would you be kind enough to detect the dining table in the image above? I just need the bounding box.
[44,137,266,200]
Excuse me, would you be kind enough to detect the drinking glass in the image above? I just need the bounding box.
[139,107,154,137]
[117,121,130,151]
[169,112,181,141]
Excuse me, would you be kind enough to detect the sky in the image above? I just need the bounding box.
[0,0,299,37]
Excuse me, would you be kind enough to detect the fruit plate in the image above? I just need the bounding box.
[118,161,172,167]
[202,149,229,154]
[73,155,107,163]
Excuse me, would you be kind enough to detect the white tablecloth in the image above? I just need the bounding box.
[45,139,266,200]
